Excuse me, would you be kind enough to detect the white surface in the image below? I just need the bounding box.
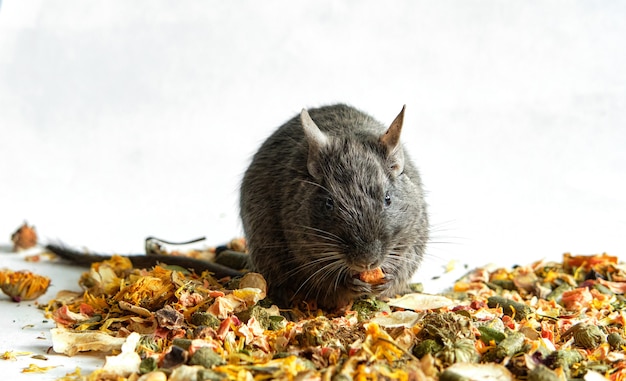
[1,1,625,378]
[0,248,103,379]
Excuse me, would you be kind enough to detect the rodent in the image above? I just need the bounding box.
[47,104,428,310]
[240,104,428,309]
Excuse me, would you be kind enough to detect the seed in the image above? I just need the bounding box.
[607,332,626,350]
[572,324,606,349]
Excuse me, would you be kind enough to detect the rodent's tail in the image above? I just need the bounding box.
[46,243,115,266]
[45,242,244,278]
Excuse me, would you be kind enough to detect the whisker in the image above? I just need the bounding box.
[293,259,345,301]
[294,225,345,243]
[280,252,344,280]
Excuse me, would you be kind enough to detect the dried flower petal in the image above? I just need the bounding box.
[0,270,50,302]
[441,363,514,381]
[11,222,38,251]
[560,287,593,310]
[2,350,32,360]
[51,327,128,356]
[101,332,142,376]
[388,293,455,311]
[21,363,60,373]
[40,247,626,381]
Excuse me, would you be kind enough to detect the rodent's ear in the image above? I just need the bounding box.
[379,105,406,176]
[301,108,328,179]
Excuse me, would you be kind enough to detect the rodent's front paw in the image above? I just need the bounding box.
[347,277,373,296]
[370,272,396,294]
[370,281,392,295]
[348,272,395,297]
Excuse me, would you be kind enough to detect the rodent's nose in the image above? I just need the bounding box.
[349,240,383,271]
[350,258,381,272]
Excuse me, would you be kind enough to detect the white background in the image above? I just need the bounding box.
[1,1,625,379]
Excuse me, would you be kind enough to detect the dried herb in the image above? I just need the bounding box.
[487,295,533,321]
[0,269,50,302]
[11,222,38,251]
[41,251,626,380]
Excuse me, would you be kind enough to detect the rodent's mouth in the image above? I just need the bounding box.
[348,263,383,275]
[349,267,369,276]
[350,271,362,278]
[349,266,384,277]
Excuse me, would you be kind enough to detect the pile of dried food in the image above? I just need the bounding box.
[41,249,626,381]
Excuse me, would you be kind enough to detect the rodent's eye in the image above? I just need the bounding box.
[325,197,335,211]
[384,192,392,207]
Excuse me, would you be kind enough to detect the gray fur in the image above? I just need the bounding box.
[240,104,428,309]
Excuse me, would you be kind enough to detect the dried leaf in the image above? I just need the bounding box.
[388,293,455,311]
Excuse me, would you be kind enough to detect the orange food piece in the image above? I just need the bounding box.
[563,253,618,271]
[560,287,593,310]
[359,267,385,285]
